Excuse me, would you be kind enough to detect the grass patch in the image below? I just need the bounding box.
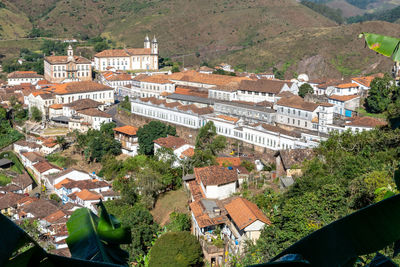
[0,173,12,186]
[0,151,24,174]
[0,128,24,150]
[46,153,76,168]
[357,108,387,119]
[151,188,189,226]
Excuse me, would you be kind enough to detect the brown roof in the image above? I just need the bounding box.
[104,73,132,81]
[194,165,238,186]
[346,116,387,128]
[15,140,41,149]
[140,75,173,84]
[46,81,112,95]
[8,71,43,79]
[216,157,241,167]
[167,70,249,87]
[54,178,73,190]
[154,136,188,150]
[189,199,227,228]
[61,179,110,190]
[77,108,112,118]
[0,192,25,210]
[21,152,46,163]
[75,189,102,201]
[64,99,102,111]
[181,147,195,158]
[12,173,33,189]
[113,125,138,136]
[224,197,271,229]
[260,124,301,138]
[21,199,60,219]
[336,83,359,89]
[276,95,319,112]
[49,103,64,109]
[43,210,66,224]
[275,149,315,170]
[239,79,292,94]
[329,94,360,102]
[32,161,61,173]
[138,97,214,115]
[45,55,91,64]
[188,180,205,201]
[95,48,151,58]
[216,115,239,123]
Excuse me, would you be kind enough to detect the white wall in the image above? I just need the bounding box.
[205,182,236,199]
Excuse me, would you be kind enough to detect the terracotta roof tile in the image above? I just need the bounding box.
[336,83,359,89]
[329,94,360,102]
[64,99,102,111]
[346,116,387,128]
[224,197,271,229]
[194,165,238,186]
[154,136,188,149]
[54,178,73,190]
[95,48,151,58]
[45,55,91,64]
[239,79,292,94]
[49,103,64,109]
[167,70,249,87]
[181,147,195,158]
[8,71,43,79]
[113,125,138,136]
[75,189,102,201]
[77,108,112,118]
[140,75,173,84]
[43,210,66,223]
[0,192,25,210]
[21,199,59,218]
[46,81,112,95]
[276,95,319,112]
[32,161,61,173]
[21,152,46,163]
[216,115,239,123]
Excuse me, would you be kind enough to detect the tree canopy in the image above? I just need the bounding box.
[298,83,314,98]
[137,121,176,155]
[192,121,226,167]
[148,231,202,267]
[364,74,395,114]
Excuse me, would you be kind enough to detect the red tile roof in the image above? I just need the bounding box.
[194,165,238,186]
[75,189,102,201]
[46,81,112,95]
[8,71,43,79]
[329,94,360,102]
[336,83,359,89]
[224,197,271,229]
[113,125,138,136]
[43,210,66,223]
[95,48,151,57]
[346,116,387,128]
[32,161,61,173]
[154,136,188,150]
[78,108,112,118]
[181,147,195,158]
[45,55,91,64]
[276,95,319,112]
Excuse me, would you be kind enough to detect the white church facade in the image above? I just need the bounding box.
[94,35,159,72]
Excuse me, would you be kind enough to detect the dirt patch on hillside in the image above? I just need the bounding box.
[151,189,190,226]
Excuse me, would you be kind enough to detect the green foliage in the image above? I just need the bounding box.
[0,213,123,267]
[360,32,400,62]
[2,58,44,75]
[301,1,344,24]
[193,121,226,167]
[241,160,255,172]
[171,62,180,73]
[40,40,68,56]
[243,128,400,265]
[298,83,314,98]
[212,69,236,76]
[75,122,121,162]
[348,6,400,23]
[30,106,42,122]
[148,231,202,267]
[66,201,131,265]
[120,96,131,111]
[0,173,12,186]
[0,109,24,149]
[166,212,191,232]
[104,198,159,261]
[364,74,395,114]
[49,193,61,203]
[94,42,110,52]
[346,0,378,9]
[137,121,176,155]
[46,153,76,168]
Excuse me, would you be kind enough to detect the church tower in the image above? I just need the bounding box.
[67,45,75,62]
[151,35,158,55]
[144,35,150,49]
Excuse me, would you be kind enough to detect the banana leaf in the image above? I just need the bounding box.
[66,201,131,265]
[359,33,400,62]
[0,213,123,267]
[265,194,400,266]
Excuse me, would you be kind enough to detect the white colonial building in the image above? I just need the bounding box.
[7,71,44,86]
[94,35,158,71]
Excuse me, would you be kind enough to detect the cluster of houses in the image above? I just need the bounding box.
[1,144,118,256]
[0,35,391,264]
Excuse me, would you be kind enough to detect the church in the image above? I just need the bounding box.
[94,35,159,72]
[44,45,92,83]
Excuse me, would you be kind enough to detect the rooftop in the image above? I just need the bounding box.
[276,95,319,112]
[113,125,138,136]
[77,108,112,118]
[194,165,238,186]
[345,116,387,128]
[8,71,43,79]
[75,189,102,201]
[328,94,360,102]
[94,48,151,57]
[154,136,188,150]
[239,79,292,94]
[45,55,91,64]
[45,81,113,95]
[32,161,61,174]
[64,99,103,111]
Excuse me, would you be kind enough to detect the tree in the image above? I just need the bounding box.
[120,96,131,111]
[166,212,191,232]
[137,121,176,155]
[148,231,202,267]
[30,106,42,122]
[298,83,314,98]
[55,136,67,151]
[94,42,110,52]
[192,121,226,167]
[364,74,394,113]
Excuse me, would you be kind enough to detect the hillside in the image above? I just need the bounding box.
[0,0,400,78]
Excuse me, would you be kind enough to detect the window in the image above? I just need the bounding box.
[298,120,300,125]
[305,122,307,127]
[293,119,295,124]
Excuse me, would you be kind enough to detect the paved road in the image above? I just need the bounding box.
[105,104,124,127]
